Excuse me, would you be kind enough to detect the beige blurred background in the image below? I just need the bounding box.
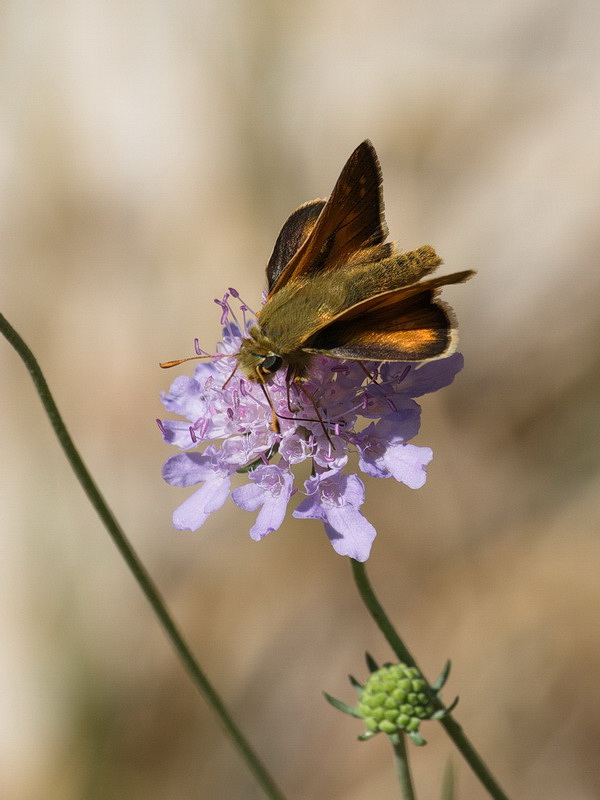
[1,1,599,798]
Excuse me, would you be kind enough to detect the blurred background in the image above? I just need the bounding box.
[1,1,599,798]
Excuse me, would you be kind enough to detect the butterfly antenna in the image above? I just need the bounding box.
[159,353,233,369]
[222,362,239,389]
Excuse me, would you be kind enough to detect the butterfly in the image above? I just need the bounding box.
[235,139,474,388]
[162,141,474,436]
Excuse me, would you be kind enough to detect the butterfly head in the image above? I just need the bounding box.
[237,324,312,382]
[235,325,282,382]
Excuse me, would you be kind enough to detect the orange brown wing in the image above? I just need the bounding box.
[267,141,388,296]
[303,270,475,361]
[266,200,326,291]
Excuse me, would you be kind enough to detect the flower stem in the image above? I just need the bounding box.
[0,312,287,800]
[393,734,417,800]
[441,760,455,800]
[350,559,510,800]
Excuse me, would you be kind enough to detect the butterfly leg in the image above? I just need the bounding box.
[257,381,281,433]
[357,360,380,384]
[285,370,299,414]
[294,379,336,449]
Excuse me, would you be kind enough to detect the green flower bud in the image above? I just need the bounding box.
[357,664,435,739]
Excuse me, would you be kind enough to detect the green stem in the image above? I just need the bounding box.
[393,735,417,800]
[1,312,287,800]
[350,559,510,800]
[440,760,455,800]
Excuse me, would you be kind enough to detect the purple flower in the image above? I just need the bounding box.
[159,291,464,561]
[293,470,376,561]
[231,464,294,540]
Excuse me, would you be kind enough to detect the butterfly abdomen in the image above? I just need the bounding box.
[258,245,442,350]
[341,245,442,307]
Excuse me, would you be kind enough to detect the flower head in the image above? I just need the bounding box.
[357,663,435,742]
[159,290,464,561]
[323,654,456,746]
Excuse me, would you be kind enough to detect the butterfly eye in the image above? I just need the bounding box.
[260,354,283,374]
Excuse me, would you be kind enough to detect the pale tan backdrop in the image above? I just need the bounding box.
[1,1,599,798]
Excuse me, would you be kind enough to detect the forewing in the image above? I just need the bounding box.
[303,270,475,361]
[266,200,326,291]
[267,141,388,296]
